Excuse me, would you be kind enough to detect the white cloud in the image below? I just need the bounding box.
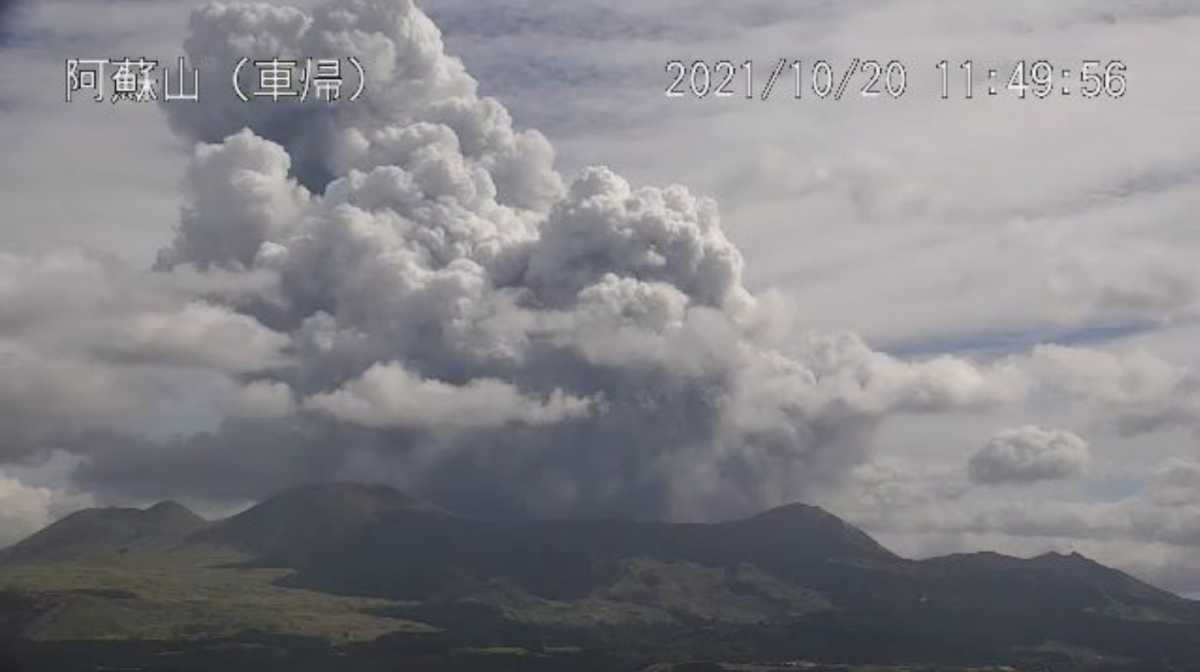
[0,471,93,548]
[105,301,292,373]
[305,361,596,431]
[1029,345,1200,435]
[968,425,1091,485]
[0,250,291,453]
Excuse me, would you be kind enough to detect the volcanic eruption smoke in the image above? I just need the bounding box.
[138,0,1017,520]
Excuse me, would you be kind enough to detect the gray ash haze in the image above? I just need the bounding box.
[3,0,1200,595]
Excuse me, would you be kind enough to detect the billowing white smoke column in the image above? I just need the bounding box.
[151,0,1021,519]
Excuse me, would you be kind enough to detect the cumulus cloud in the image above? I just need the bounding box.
[967,426,1090,485]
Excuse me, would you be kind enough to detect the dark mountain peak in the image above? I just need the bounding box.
[194,481,447,557]
[745,501,834,522]
[1028,550,1134,579]
[723,501,898,562]
[1032,549,1091,565]
[144,500,205,525]
[1,501,208,564]
[146,499,186,512]
[1026,550,1179,596]
[925,550,1025,569]
[925,549,1111,575]
[919,547,1199,621]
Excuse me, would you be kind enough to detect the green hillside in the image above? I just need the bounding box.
[0,548,434,644]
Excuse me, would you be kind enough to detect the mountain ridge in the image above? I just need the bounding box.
[0,499,209,564]
[4,481,1200,668]
[0,482,1181,598]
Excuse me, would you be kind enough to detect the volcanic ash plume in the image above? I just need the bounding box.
[145,0,1021,519]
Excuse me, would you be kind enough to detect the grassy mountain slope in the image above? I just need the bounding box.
[0,548,434,644]
[0,501,207,564]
